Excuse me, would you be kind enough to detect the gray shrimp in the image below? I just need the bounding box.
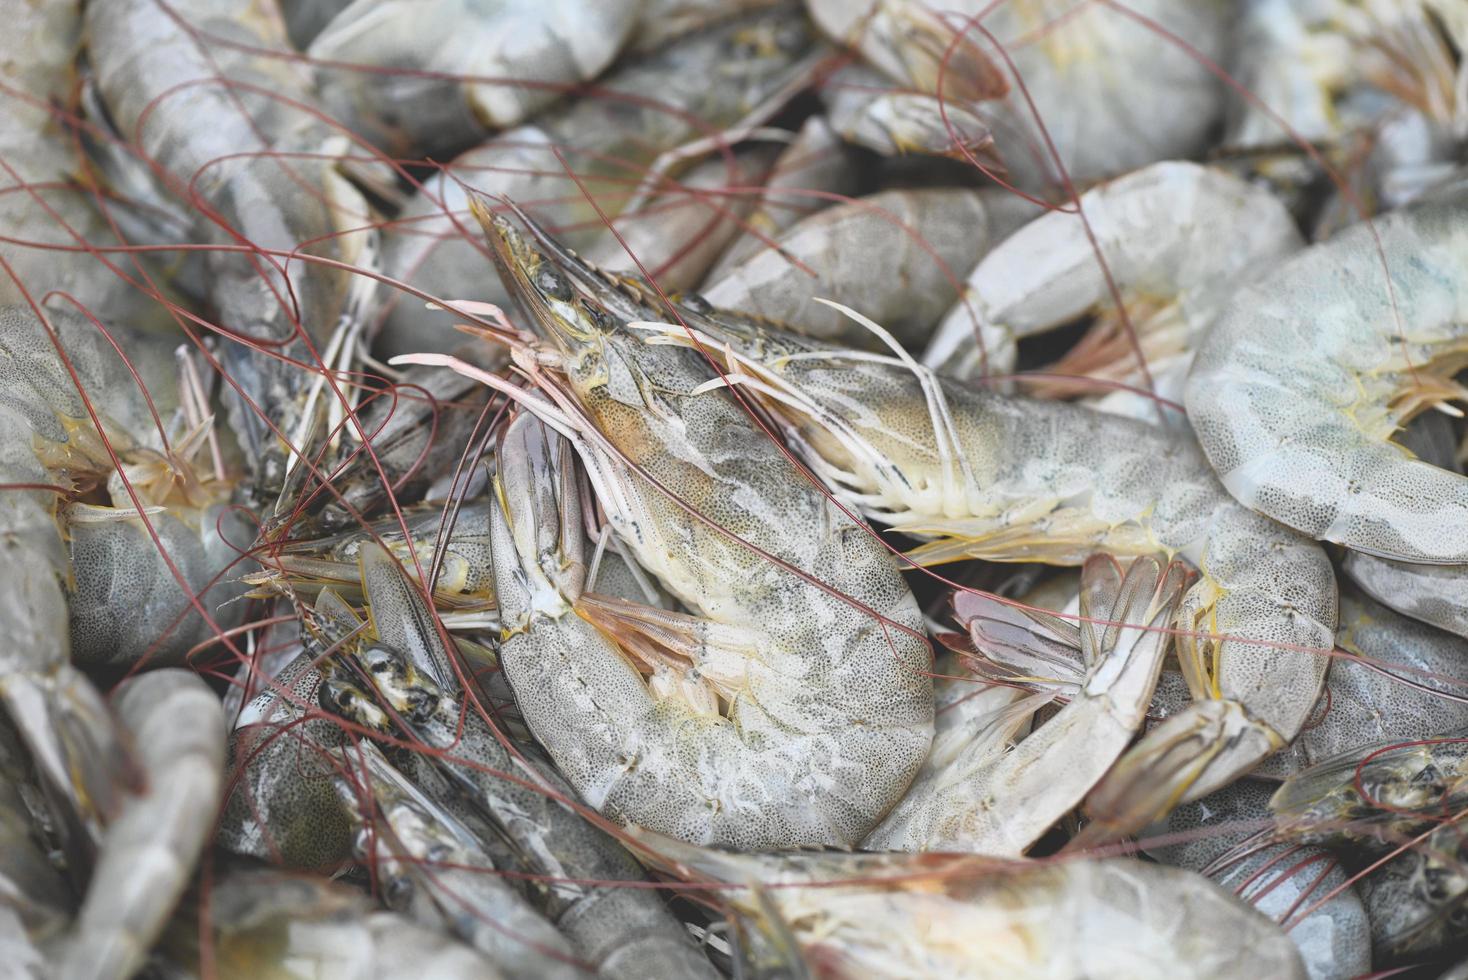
[631,828,1309,979]
[403,205,936,849]
[705,114,861,279]
[57,669,226,980]
[308,0,643,159]
[806,0,1232,187]
[633,296,1335,844]
[314,528,720,978]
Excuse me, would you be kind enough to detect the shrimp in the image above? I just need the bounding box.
[1335,419,1468,636]
[631,0,790,53]
[410,206,936,849]
[277,351,496,535]
[1297,1,1468,239]
[314,539,721,978]
[308,0,643,159]
[0,0,174,325]
[223,523,482,870]
[805,0,1232,188]
[702,187,1006,349]
[335,740,585,979]
[1226,0,1466,156]
[1357,819,1468,961]
[0,714,72,955]
[1147,780,1372,980]
[323,645,723,979]
[1268,732,1468,961]
[706,115,861,279]
[252,503,497,612]
[922,162,1303,410]
[158,866,514,979]
[1,309,252,900]
[85,0,382,490]
[279,0,353,48]
[375,5,820,357]
[630,828,1309,979]
[632,296,1334,840]
[58,669,226,980]
[864,554,1188,854]
[1270,731,1468,849]
[216,602,357,871]
[1186,191,1468,563]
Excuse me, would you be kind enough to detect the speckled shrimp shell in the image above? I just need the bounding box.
[1187,192,1468,563]
[398,208,936,849]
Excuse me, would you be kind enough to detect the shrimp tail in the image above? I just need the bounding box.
[1068,698,1281,851]
[58,669,226,980]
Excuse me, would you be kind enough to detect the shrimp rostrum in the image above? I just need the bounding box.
[629,295,1336,842]
[398,204,935,850]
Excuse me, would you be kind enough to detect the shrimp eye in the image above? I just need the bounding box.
[535,267,572,301]
[583,301,612,332]
[363,645,401,677]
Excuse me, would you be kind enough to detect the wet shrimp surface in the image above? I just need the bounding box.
[4,0,1468,976]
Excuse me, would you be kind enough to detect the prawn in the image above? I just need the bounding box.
[85,0,383,490]
[58,669,226,980]
[702,186,1009,349]
[158,866,516,978]
[818,63,998,160]
[335,740,584,979]
[313,539,722,978]
[1264,588,1468,778]
[1186,191,1468,563]
[1268,731,1468,961]
[1148,780,1372,980]
[584,142,783,293]
[404,207,935,849]
[805,0,1232,188]
[704,115,860,279]
[1344,550,1468,640]
[375,5,820,357]
[308,0,643,159]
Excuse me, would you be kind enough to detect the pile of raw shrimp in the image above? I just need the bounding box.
[6,0,1468,977]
